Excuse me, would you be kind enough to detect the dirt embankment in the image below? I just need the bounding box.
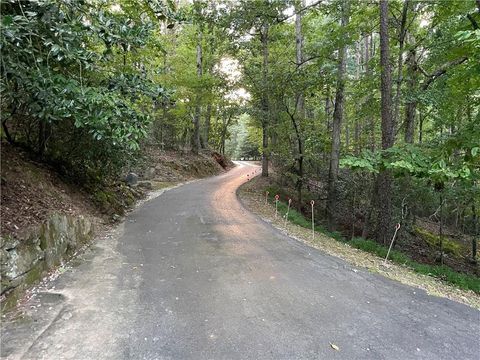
[0,143,232,240]
[1,144,102,240]
[135,147,233,183]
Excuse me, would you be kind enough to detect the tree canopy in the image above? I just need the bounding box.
[1,0,479,263]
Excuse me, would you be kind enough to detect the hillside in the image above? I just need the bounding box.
[0,143,232,241]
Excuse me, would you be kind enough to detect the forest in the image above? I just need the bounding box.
[1,0,479,283]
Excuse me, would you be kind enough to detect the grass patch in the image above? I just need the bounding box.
[408,263,480,293]
[263,187,480,294]
[349,238,410,264]
[349,237,479,293]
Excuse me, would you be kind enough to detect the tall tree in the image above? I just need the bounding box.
[327,0,349,230]
[192,1,203,154]
[365,33,376,151]
[392,0,410,133]
[260,23,270,177]
[374,0,395,243]
[292,0,306,203]
[404,46,417,143]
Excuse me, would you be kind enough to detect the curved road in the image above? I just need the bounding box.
[2,162,479,359]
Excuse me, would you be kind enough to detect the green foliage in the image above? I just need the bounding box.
[341,140,479,186]
[340,150,381,173]
[0,0,173,181]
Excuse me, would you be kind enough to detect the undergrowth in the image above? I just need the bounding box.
[264,187,480,294]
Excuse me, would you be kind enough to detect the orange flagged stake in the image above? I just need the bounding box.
[274,194,280,219]
[311,200,315,240]
[284,198,292,228]
[384,223,401,263]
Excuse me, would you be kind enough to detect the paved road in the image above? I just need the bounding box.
[2,162,479,359]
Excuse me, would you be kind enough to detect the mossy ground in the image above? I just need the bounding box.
[414,226,462,256]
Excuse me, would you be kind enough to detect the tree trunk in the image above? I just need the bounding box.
[472,203,478,263]
[261,25,270,177]
[392,0,409,133]
[418,111,424,143]
[325,88,331,132]
[192,30,202,155]
[205,103,212,147]
[289,111,304,205]
[345,119,350,150]
[439,191,444,265]
[327,0,349,231]
[404,46,417,143]
[354,41,361,154]
[364,34,376,151]
[374,0,395,243]
[295,0,305,120]
[295,0,306,205]
[404,97,416,143]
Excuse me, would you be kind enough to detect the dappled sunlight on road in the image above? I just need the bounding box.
[208,162,267,256]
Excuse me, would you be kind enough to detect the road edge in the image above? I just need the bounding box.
[236,175,480,310]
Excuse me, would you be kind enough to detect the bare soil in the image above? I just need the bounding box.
[1,143,103,239]
[137,147,233,182]
[1,143,232,240]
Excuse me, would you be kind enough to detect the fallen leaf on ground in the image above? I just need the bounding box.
[330,342,340,351]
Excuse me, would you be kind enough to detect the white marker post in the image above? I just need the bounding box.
[311,200,315,241]
[284,198,292,228]
[274,194,279,219]
[384,223,401,263]
[265,191,269,205]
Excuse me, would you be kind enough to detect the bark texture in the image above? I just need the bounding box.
[374,0,395,243]
[192,30,202,155]
[294,0,306,204]
[261,25,270,177]
[327,0,349,231]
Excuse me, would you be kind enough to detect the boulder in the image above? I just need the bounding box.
[1,214,94,310]
[125,172,138,186]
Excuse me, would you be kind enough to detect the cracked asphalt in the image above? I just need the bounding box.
[2,162,479,359]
